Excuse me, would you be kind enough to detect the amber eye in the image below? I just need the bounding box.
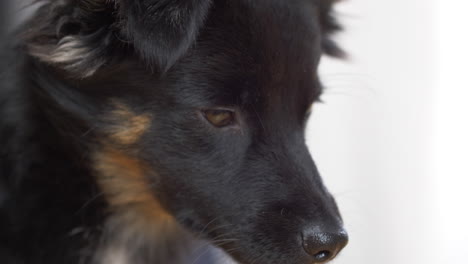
[203,109,236,127]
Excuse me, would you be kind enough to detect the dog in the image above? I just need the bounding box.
[0,0,347,263]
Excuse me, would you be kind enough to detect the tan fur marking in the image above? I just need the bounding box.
[93,148,188,264]
[107,102,151,145]
[94,147,171,223]
[93,103,188,263]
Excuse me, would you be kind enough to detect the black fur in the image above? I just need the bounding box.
[0,1,346,264]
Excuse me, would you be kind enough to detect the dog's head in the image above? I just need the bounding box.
[25,0,347,263]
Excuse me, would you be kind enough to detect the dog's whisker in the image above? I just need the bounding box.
[211,238,240,244]
[199,216,222,235]
[205,231,238,244]
[224,246,242,254]
[80,125,97,138]
[252,104,266,132]
[74,192,106,215]
[205,223,235,235]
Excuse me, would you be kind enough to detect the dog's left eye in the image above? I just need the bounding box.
[202,109,236,128]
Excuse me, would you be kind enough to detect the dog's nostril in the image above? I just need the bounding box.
[313,250,331,261]
[301,228,348,263]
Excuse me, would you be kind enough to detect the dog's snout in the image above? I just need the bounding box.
[301,227,348,263]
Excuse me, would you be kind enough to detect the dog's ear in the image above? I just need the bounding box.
[117,0,212,72]
[25,0,212,78]
[25,1,113,78]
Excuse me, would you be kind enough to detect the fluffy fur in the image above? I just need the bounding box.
[0,0,347,264]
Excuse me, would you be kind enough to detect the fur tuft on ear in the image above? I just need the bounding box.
[24,0,118,78]
[318,0,346,58]
[29,31,112,78]
[117,0,213,72]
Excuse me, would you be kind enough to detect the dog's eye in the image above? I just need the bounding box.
[203,109,236,127]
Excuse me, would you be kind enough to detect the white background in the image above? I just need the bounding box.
[307,0,468,263]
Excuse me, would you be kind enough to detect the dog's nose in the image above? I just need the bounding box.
[301,227,348,263]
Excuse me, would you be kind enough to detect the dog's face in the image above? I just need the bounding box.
[27,0,347,263]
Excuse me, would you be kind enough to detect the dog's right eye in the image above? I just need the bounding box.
[202,109,236,128]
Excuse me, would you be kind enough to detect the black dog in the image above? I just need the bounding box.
[0,0,347,263]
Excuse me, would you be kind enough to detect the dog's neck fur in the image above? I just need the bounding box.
[0,51,199,264]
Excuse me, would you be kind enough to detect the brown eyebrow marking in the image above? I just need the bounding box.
[105,101,152,145]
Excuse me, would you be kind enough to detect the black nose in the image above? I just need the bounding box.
[301,227,348,263]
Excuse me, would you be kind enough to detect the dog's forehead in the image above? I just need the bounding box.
[175,0,323,110]
[243,0,323,107]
